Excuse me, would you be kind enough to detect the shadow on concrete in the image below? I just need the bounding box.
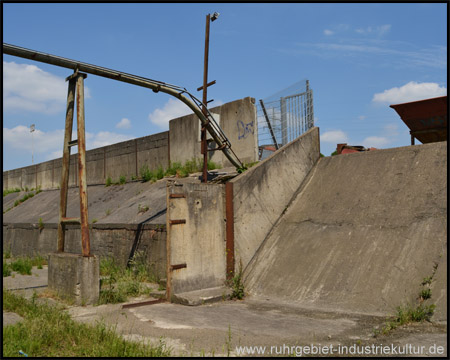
[126,208,167,267]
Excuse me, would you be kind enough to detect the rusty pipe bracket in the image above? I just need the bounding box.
[170,263,187,271]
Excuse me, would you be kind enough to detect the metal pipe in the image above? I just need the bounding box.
[3,43,243,168]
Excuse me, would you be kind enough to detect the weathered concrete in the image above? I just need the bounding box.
[171,286,232,306]
[230,127,320,271]
[3,97,258,191]
[245,141,447,320]
[48,252,100,305]
[169,97,258,168]
[3,223,166,274]
[167,182,226,300]
[3,180,171,225]
[4,255,447,357]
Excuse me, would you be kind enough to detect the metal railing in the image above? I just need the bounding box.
[257,80,314,155]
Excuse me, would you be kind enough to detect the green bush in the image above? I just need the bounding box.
[119,175,126,185]
[105,176,112,187]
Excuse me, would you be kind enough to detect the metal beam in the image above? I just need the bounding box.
[3,43,243,169]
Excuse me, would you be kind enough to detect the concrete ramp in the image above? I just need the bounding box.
[245,142,447,320]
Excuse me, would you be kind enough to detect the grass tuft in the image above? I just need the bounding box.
[2,290,171,357]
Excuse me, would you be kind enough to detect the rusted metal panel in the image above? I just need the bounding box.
[225,182,235,280]
[58,77,76,252]
[76,73,91,257]
[390,96,447,144]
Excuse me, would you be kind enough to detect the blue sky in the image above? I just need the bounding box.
[3,2,447,171]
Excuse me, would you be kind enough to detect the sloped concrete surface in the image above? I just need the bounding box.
[3,176,199,225]
[245,142,447,320]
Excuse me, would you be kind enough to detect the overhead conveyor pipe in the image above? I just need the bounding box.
[3,43,243,169]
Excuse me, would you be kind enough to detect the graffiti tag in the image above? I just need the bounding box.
[237,120,254,140]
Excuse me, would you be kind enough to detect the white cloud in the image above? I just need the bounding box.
[116,118,131,129]
[362,136,390,148]
[324,29,334,36]
[3,61,91,114]
[3,125,134,165]
[148,98,193,130]
[3,125,64,155]
[85,131,134,149]
[372,81,447,104]
[358,115,366,120]
[320,130,349,143]
[355,24,391,36]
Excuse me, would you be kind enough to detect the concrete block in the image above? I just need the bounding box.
[48,252,99,305]
[171,286,231,306]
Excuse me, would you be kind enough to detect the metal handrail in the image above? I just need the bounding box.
[3,43,243,168]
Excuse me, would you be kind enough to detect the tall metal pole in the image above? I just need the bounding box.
[201,13,211,183]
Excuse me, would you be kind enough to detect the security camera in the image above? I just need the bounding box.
[211,12,220,21]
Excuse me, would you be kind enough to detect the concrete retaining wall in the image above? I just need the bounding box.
[4,97,258,191]
[2,223,167,276]
[229,127,320,271]
[166,182,226,299]
[169,97,258,168]
[3,132,170,191]
[245,141,447,320]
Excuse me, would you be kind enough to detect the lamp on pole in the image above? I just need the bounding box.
[199,11,219,183]
[30,124,35,164]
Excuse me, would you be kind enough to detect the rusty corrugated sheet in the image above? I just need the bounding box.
[390,96,447,144]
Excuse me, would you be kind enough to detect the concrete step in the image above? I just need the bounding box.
[171,286,232,306]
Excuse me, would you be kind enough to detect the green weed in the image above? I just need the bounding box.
[3,188,21,197]
[140,165,155,182]
[38,217,44,230]
[10,258,33,275]
[2,290,171,357]
[228,262,245,300]
[105,176,112,187]
[119,175,126,185]
[97,255,156,305]
[3,261,12,277]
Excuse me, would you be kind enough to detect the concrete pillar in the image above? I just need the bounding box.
[48,252,99,305]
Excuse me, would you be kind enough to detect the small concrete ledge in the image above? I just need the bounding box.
[48,252,99,305]
[171,286,232,306]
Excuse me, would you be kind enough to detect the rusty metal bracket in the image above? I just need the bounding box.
[169,193,186,199]
[170,263,187,271]
[169,219,186,225]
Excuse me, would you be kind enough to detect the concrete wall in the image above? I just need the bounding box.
[2,223,167,277]
[169,97,258,167]
[229,127,320,271]
[245,141,447,320]
[2,132,170,190]
[166,182,226,298]
[3,97,258,191]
